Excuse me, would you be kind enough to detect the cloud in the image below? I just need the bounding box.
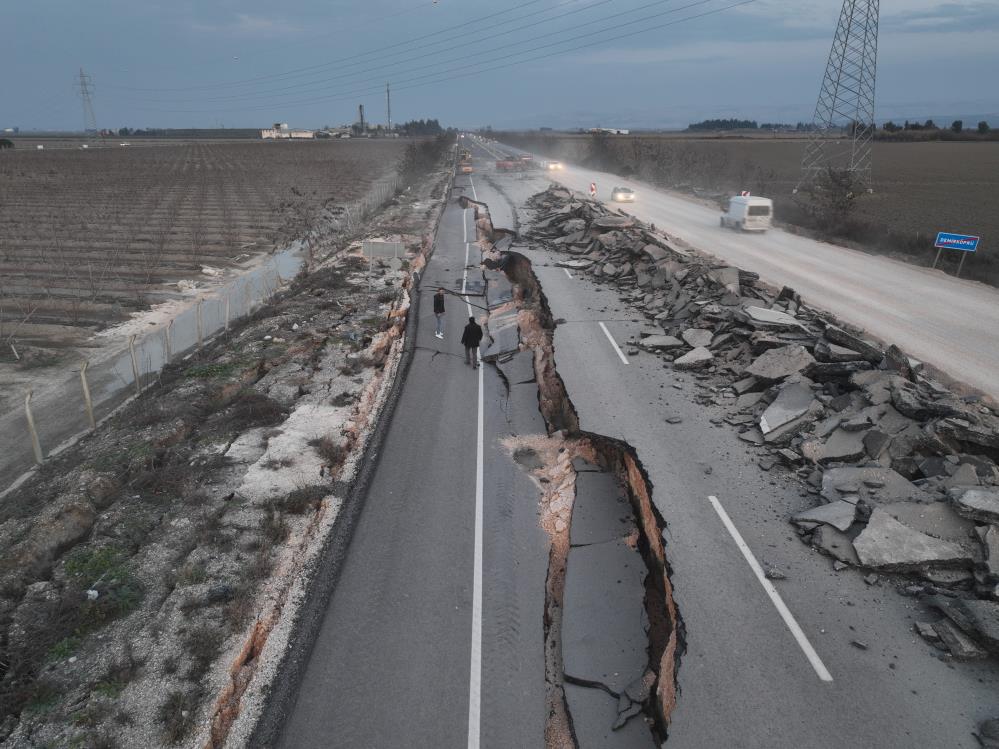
[191,13,303,38]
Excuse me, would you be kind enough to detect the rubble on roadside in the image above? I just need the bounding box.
[524,185,999,663]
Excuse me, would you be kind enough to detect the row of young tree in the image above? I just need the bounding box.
[687,119,819,132]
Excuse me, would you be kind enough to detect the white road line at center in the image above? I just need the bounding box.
[563,268,573,279]
[708,495,834,683]
[464,203,484,749]
[598,321,629,365]
[469,174,478,201]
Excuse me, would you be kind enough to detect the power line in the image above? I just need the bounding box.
[121,0,754,115]
[117,0,618,105]
[108,0,555,93]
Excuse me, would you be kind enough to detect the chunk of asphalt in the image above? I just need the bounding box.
[811,524,861,565]
[673,346,713,370]
[950,487,999,524]
[818,428,869,464]
[741,305,802,329]
[852,508,974,571]
[744,345,816,382]
[562,539,648,695]
[570,471,637,547]
[639,334,684,352]
[759,382,816,435]
[932,619,988,660]
[681,328,713,348]
[880,501,977,545]
[563,682,652,747]
[929,597,999,654]
[497,349,537,385]
[792,500,857,532]
[820,466,931,504]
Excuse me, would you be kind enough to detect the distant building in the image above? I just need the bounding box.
[588,127,630,135]
[261,125,315,139]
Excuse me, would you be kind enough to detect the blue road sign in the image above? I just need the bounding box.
[934,232,980,252]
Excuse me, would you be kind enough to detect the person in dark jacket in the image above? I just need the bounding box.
[433,288,446,338]
[460,316,483,368]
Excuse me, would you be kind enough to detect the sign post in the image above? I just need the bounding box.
[932,232,980,278]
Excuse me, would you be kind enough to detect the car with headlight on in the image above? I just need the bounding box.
[545,160,563,171]
[610,186,635,202]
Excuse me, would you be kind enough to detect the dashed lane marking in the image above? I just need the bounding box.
[598,321,629,366]
[708,495,834,683]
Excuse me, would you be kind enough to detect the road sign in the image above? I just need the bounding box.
[934,232,980,252]
[932,232,981,278]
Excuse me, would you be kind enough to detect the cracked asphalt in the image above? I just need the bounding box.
[465,141,999,748]
[274,182,553,748]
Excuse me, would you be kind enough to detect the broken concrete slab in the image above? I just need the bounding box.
[979,525,999,581]
[818,428,868,464]
[881,501,977,545]
[793,500,857,532]
[951,488,999,524]
[744,345,816,382]
[933,619,988,659]
[824,325,883,363]
[821,466,931,504]
[563,682,652,748]
[681,328,713,348]
[853,508,974,571]
[741,306,802,329]
[811,524,860,565]
[930,596,999,654]
[497,349,536,385]
[639,334,684,352]
[562,539,648,694]
[571,471,636,546]
[673,346,713,370]
[556,258,595,270]
[759,382,817,435]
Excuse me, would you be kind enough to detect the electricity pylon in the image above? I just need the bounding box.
[75,68,99,140]
[798,0,879,192]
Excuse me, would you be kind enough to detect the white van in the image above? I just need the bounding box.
[720,195,773,232]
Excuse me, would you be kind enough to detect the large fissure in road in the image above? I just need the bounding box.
[472,199,683,745]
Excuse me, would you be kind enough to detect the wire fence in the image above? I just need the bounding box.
[0,173,402,495]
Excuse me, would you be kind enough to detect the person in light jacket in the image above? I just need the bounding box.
[460,316,483,369]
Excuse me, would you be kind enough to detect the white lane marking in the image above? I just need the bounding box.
[469,174,478,201]
[708,495,834,683]
[598,321,629,365]
[563,268,573,279]
[465,204,485,749]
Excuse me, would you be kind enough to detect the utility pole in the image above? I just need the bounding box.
[358,104,366,133]
[386,83,392,132]
[75,68,99,142]
[797,0,879,193]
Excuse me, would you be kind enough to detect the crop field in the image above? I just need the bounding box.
[0,139,405,350]
[501,133,999,284]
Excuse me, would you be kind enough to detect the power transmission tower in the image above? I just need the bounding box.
[75,68,99,140]
[797,0,879,192]
[358,104,366,133]
[386,83,392,132]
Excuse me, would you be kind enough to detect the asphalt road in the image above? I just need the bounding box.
[482,140,999,401]
[464,153,999,748]
[275,181,554,748]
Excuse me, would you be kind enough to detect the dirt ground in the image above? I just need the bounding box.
[0,140,406,352]
[0,159,449,748]
[498,133,999,284]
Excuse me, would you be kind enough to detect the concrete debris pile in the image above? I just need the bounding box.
[526,186,999,661]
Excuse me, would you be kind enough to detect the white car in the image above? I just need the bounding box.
[545,160,564,171]
[611,186,635,202]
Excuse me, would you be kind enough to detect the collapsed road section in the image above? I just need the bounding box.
[470,196,682,746]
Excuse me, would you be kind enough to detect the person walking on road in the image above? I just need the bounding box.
[433,288,446,339]
[461,316,483,369]
[589,181,597,199]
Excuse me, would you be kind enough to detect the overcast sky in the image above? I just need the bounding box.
[3,0,998,131]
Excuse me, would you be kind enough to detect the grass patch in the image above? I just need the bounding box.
[183,625,223,681]
[47,635,81,662]
[184,361,243,379]
[64,545,145,626]
[158,688,201,744]
[278,485,327,515]
[330,391,357,407]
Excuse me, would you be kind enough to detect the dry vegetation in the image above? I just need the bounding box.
[0,140,405,351]
[499,133,999,285]
[0,160,449,747]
